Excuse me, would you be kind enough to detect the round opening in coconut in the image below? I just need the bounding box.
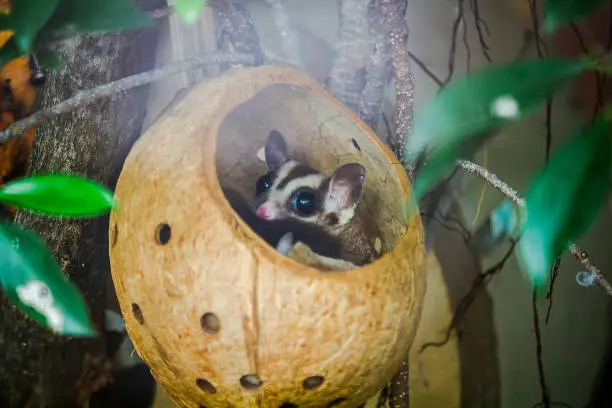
[109,66,426,408]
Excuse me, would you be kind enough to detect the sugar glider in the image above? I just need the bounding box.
[252,129,377,267]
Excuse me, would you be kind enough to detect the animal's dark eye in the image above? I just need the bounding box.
[291,190,318,216]
[255,173,273,196]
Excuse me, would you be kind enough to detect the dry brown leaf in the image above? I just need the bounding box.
[0,30,39,216]
[0,0,10,14]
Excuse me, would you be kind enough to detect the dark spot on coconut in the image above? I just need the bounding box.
[303,375,325,390]
[132,303,144,325]
[196,378,217,394]
[200,312,221,334]
[155,223,171,245]
[240,374,262,390]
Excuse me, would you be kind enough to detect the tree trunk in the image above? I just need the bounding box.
[0,1,164,406]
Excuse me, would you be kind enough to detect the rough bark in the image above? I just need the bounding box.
[387,359,409,407]
[359,0,392,132]
[210,0,264,73]
[380,0,415,177]
[327,0,371,114]
[0,0,164,406]
[266,0,304,69]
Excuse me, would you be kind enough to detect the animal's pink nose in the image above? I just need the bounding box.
[256,205,269,219]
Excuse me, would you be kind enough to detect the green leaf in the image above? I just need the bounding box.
[33,48,64,71]
[408,58,595,201]
[412,131,494,204]
[518,110,612,287]
[0,174,117,218]
[0,0,60,53]
[543,0,608,34]
[39,0,155,40]
[0,37,23,67]
[175,0,207,24]
[0,223,96,336]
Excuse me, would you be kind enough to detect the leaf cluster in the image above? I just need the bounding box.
[409,0,611,289]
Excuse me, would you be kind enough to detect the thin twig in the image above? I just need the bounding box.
[569,245,612,296]
[545,258,561,326]
[456,159,612,297]
[408,51,443,87]
[0,53,257,144]
[533,288,551,408]
[459,0,471,73]
[529,0,549,57]
[419,239,518,353]
[470,0,491,63]
[456,160,524,205]
[569,23,589,54]
[545,99,553,160]
[421,210,471,242]
[567,24,605,121]
[443,5,463,86]
[380,0,416,179]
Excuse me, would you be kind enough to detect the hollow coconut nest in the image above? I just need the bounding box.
[109,66,427,408]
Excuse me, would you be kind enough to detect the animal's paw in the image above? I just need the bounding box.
[289,242,357,271]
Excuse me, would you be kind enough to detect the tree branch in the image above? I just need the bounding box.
[210,0,264,71]
[470,0,491,63]
[569,244,612,296]
[408,51,443,87]
[0,0,165,402]
[327,0,371,114]
[266,0,304,69]
[376,2,415,405]
[419,239,517,353]
[533,287,551,408]
[443,6,462,86]
[359,0,392,131]
[0,53,257,144]
[387,359,410,408]
[545,258,561,326]
[380,0,416,179]
[456,159,612,297]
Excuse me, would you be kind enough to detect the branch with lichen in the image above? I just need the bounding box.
[0,53,257,144]
[387,359,410,408]
[358,1,392,132]
[375,1,413,406]
[380,0,416,179]
[456,159,612,297]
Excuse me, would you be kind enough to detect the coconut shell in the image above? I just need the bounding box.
[109,66,426,408]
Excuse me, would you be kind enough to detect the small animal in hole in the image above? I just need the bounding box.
[223,187,347,267]
[253,130,377,266]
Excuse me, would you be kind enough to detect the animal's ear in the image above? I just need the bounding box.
[264,130,289,169]
[325,163,366,213]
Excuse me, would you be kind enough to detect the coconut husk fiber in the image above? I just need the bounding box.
[109,66,426,408]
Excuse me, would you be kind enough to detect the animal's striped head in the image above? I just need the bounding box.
[254,130,366,229]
